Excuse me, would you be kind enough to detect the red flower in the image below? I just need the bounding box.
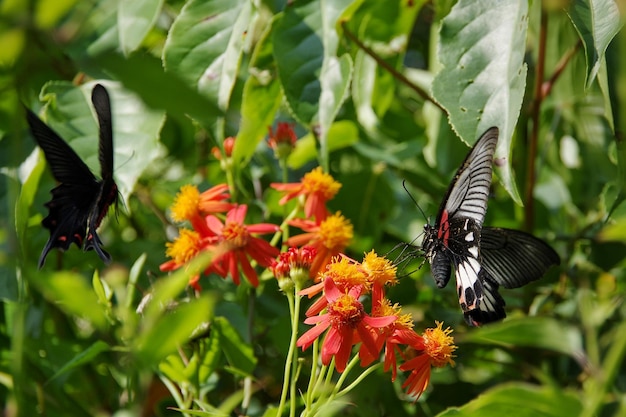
[296,278,396,373]
[268,122,297,159]
[271,167,341,221]
[286,212,353,276]
[399,322,456,400]
[211,136,236,160]
[206,205,279,287]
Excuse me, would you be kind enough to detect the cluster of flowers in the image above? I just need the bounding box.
[160,122,456,400]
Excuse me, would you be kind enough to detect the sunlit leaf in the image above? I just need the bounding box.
[118,0,164,55]
[134,295,216,366]
[213,317,256,375]
[163,0,251,109]
[567,0,622,88]
[437,383,582,417]
[287,120,359,169]
[432,0,528,204]
[28,270,109,330]
[462,317,584,359]
[235,17,283,165]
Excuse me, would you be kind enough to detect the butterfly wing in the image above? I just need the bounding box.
[436,127,499,227]
[480,227,560,289]
[84,84,119,262]
[26,108,101,267]
[463,272,506,326]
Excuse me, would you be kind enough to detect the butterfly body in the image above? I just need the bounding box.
[422,127,559,326]
[26,84,119,267]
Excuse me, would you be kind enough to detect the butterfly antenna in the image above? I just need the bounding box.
[402,179,429,223]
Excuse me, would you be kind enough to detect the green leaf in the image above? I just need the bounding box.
[28,270,109,330]
[134,295,216,366]
[48,340,110,382]
[273,0,352,128]
[567,0,622,89]
[436,383,582,417]
[163,0,251,109]
[287,120,359,169]
[432,0,528,204]
[118,0,164,55]
[16,149,45,269]
[85,52,224,127]
[234,16,283,165]
[462,317,584,359]
[213,317,256,375]
[35,81,164,206]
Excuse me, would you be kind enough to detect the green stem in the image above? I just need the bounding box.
[581,322,626,417]
[277,284,302,417]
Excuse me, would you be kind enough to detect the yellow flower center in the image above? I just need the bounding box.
[318,213,353,251]
[166,229,201,265]
[324,257,368,290]
[222,221,250,248]
[170,185,200,222]
[329,293,364,327]
[362,251,398,286]
[374,299,414,330]
[302,167,342,200]
[423,321,456,368]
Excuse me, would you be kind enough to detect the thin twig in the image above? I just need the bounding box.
[541,40,582,99]
[340,21,446,113]
[524,9,548,232]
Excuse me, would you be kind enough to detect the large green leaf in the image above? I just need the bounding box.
[234,15,283,165]
[118,0,164,55]
[437,383,582,417]
[568,0,622,89]
[134,295,216,366]
[432,0,528,204]
[86,52,223,127]
[163,0,251,109]
[35,81,164,206]
[273,0,352,132]
[462,317,584,359]
[27,270,109,330]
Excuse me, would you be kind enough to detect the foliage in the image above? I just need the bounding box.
[1,0,625,416]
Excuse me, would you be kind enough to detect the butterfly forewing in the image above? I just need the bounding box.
[437,127,498,227]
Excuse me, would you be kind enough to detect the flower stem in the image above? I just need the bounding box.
[277,283,302,417]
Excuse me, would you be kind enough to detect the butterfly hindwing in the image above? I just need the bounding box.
[480,227,560,289]
[27,84,118,267]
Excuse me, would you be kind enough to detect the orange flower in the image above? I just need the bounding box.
[271,167,341,221]
[159,229,214,291]
[399,322,456,399]
[361,251,398,306]
[206,205,279,287]
[300,256,368,317]
[286,212,353,276]
[296,278,396,373]
[268,122,297,159]
[169,184,234,235]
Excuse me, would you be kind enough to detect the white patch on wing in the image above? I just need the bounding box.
[465,232,474,242]
[455,259,481,310]
[468,245,479,258]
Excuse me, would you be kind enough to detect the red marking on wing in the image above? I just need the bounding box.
[438,210,451,246]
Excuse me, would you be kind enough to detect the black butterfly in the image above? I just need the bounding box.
[26,84,119,268]
[422,127,560,326]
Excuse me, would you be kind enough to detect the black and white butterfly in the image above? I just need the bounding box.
[26,84,119,268]
[422,127,559,326]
